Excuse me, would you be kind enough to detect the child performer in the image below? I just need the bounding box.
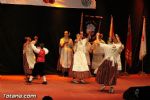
[28,42,49,84]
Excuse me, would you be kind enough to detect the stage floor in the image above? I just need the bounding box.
[0,74,150,100]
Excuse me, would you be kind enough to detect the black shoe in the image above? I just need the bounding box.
[93,74,96,77]
[109,87,114,93]
[27,80,32,84]
[42,81,48,85]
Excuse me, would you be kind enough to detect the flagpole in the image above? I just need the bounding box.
[80,12,83,32]
[139,58,146,75]
[98,18,102,33]
[123,60,128,76]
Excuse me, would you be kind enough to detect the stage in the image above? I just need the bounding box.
[0,74,150,100]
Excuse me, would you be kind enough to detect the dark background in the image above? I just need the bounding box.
[0,0,150,74]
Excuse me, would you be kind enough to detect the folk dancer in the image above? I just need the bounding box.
[95,38,123,93]
[28,42,49,84]
[23,37,36,81]
[58,31,73,76]
[71,34,91,84]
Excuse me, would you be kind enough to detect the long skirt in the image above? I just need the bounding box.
[96,60,118,86]
[69,62,91,79]
[57,56,72,73]
[23,54,32,75]
[58,47,73,73]
[71,71,91,79]
[32,62,46,77]
[70,51,91,79]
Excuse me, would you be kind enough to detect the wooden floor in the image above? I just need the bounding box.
[0,74,150,100]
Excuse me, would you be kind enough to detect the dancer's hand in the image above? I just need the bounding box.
[31,40,36,44]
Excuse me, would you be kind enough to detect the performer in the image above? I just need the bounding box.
[71,34,91,84]
[23,37,36,81]
[91,33,105,74]
[28,42,49,84]
[58,31,73,76]
[113,34,124,76]
[95,38,123,93]
[80,31,92,68]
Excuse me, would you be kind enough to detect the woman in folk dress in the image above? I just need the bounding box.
[71,34,91,84]
[58,31,73,76]
[95,38,123,93]
[23,37,36,80]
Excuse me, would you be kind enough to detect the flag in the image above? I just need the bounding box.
[139,17,147,60]
[125,16,132,66]
[0,0,96,9]
[109,15,114,39]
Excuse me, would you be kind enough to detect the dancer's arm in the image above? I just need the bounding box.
[43,48,49,55]
[31,43,40,54]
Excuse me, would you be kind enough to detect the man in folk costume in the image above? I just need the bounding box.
[91,33,105,75]
[95,37,123,93]
[23,37,36,81]
[58,31,73,76]
[28,42,49,84]
[71,34,91,84]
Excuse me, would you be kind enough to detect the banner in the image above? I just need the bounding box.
[0,0,96,9]
[125,16,132,66]
[82,14,103,42]
[139,17,147,60]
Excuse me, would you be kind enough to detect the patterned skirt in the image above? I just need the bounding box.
[96,60,118,86]
[23,54,32,75]
[69,71,91,80]
[57,57,72,73]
